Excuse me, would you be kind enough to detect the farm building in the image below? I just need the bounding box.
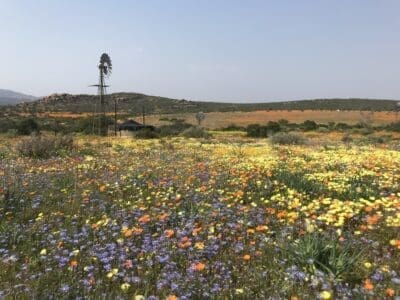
[118,119,155,134]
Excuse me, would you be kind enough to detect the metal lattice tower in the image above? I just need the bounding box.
[90,53,112,135]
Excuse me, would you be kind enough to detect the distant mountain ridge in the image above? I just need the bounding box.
[0,89,37,105]
[9,92,400,114]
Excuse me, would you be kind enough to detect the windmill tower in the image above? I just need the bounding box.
[91,53,112,135]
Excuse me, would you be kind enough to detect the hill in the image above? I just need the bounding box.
[0,89,37,105]
[11,92,400,114]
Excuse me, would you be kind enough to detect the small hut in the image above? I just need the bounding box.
[118,119,155,136]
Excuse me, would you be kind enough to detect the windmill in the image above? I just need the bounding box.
[90,53,112,135]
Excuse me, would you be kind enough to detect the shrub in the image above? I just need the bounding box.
[16,134,74,158]
[0,118,17,133]
[220,124,246,131]
[158,120,192,137]
[335,123,352,131]
[266,121,282,134]
[301,120,318,131]
[342,134,353,143]
[283,233,366,281]
[270,132,307,145]
[247,124,264,137]
[387,122,400,132]
[74,116,113,134]
[16,118,39,135]
[135,128,160,139]
[182,126,211,138]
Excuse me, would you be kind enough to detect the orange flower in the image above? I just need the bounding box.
[99,185,106,192]
[364,279,374,291]
[165,229,175,238]
[124,229,133,237]
[385,288,395,297]
[191,262,206,271]
[158,213,169,221]
[138,214,151,224]
[70,260,78,268]
[178,236,192,248]
[366,214,380,225]
[243,254,251,261]
[277,211,287,219]
[236,190,244,198]
[256,225,268,232]
[192,227,202,236]
[166,294,179,300]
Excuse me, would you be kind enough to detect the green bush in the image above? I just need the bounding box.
[73,116,113,134]
[220,124,246,131]
[16,134,74,158]
[16,118,39,135]
[158,120,192,137]
[386,121,400,132]
[0,118,17,133]
[135,128,160,139]
[283,233,365,281]
[269,132,308,145]
[181,126,211,138]
[301,120,318,131]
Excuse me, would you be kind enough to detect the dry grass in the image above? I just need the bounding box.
[19,110,399,130]
[145,110,399,129]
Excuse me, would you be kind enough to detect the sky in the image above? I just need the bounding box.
[1,0,400,102]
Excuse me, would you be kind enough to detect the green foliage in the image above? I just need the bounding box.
[181,126,211,138]
[158,120,192,137]
[283,233,366,281]
[301,120,318,131]
[0,118,17,133]
[270,132,308,145]
[386,121,400,132]
[220,124,246,131]
[16,118,39,135]
[135,128,160,139]
[73,116,113,134]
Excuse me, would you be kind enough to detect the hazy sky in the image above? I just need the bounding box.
[1,0,400,102]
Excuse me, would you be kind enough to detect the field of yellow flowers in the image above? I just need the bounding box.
[0,134,399,299]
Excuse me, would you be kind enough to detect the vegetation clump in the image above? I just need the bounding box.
[270,132,308,145]
[182,126,211,138]
[16,134,73,158]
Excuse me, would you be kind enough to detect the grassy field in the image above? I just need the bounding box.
[0,133,399,299]
[20,110,399,130]
[145,110,399,129]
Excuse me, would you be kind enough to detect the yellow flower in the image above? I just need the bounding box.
[40,248,47,255]
[134,296,145,300]
[319,291,331,300]
[364,262,372,269]
[235,288,244,294]
[194,242,205,250]
[120,283,130,291]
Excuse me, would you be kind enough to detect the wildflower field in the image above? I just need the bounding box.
[0,134,399,299]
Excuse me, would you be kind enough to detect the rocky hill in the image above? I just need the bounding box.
[0,89,37,105]
[12,92,400,114]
